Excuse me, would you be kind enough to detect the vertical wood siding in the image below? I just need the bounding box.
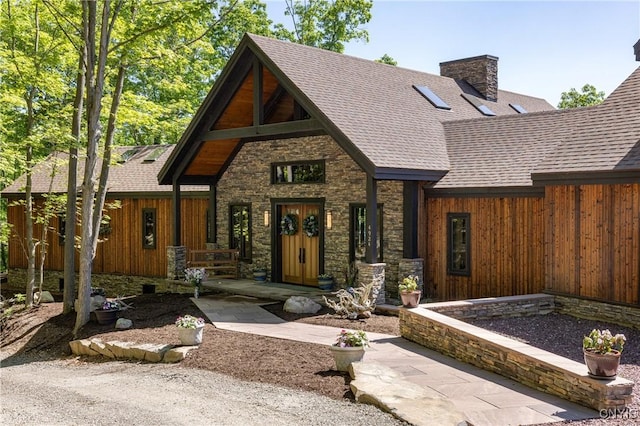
[7,197,208,277]
[421,195,546,301]
[545,184,640,305]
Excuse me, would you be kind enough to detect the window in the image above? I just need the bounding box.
[142,208,156,249]
[461,93,496,116]
[509,103,527,114]
[272,161,325,184]
[413,85,452,110]
[350,204,383,262]
[447,213,470,275]
[58,214,66,246]
[229,204,251,261]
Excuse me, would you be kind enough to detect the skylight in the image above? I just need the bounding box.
[509,103,527,114]
[461,93,496,116]
[143,146,168,163]
[413,85,451,110]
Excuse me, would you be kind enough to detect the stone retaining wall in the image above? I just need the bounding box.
[426,294,555,320]
[400,297,635,411]
[554,295,640,331]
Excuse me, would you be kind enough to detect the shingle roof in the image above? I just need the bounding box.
[435,66,640,188]
[534,66,640,175]
[2,145,206,196]
[249,34,554,174]
[437,108,590,188]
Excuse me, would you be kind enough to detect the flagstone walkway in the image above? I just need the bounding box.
[192,292,597,426]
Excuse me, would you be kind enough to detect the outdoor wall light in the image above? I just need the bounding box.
[264,210,270,227]
[326,209,332,230]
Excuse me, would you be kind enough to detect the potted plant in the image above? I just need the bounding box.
[317,273,334,290]
[583,329,626,379]
[253,266,267,282]
[175,314,206,345]
[184,267,206,298]
[329,329,369,372]
[399,275,421,308]
[94,300,121,325]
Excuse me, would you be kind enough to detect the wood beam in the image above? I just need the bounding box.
[172,178,182,246]
[208,184,217,244]
[253,59,263,126]
[200,119,323,141]
[403,181,419,258]
[365,175,378,263]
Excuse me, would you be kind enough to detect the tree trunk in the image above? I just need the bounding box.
[63,43,86,315]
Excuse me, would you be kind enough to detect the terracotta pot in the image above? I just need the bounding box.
[583,349,621,379]
[329,345,365,372]
[178,325,205,345]
[400,291,421,308]
[94,309,118,325]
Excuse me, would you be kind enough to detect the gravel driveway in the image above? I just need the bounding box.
[0,358,406,426]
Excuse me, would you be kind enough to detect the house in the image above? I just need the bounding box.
[2,145,208,277]
[157,33,576,302]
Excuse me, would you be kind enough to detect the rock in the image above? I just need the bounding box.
[163,346,194,363]
[115,318,133,329]
[350,362,470,426]
[69,339,99,357]
[283,296,322,314]
[90,339,115,358]
[34,291,54,303]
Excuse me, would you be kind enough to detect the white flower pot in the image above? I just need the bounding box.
[329,345,365,372]
[178,325,204,345]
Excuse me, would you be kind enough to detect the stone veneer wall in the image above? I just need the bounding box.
[400,305,634,411]
[215,135,405,296]
[554,295,640,331]
[426,294,555,320]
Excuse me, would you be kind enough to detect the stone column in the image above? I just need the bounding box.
[398,258,424,298]
[357,262,386,305]
[167,246,187,280]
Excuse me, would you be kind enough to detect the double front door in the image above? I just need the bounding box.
[280,204,319,286]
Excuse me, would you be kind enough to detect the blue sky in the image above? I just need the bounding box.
[265,1,640,106]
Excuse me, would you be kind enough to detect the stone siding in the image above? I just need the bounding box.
[215,135,405,294]
[427,294,555,320]
[554,295,640,331]
[400,306,634,411]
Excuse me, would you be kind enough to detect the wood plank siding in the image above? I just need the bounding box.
[7,197,209,277]
[421,195,546,301]
[545,184,640,305]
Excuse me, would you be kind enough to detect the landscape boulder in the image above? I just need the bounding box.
[115,318,133,329]
[283,296,322,314]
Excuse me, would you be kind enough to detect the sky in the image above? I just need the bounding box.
[265,1,640,106]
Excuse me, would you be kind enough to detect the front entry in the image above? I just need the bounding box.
[280,204,319,286]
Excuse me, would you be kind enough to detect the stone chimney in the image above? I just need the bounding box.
[440,55,499,102]
[634,39,640,61]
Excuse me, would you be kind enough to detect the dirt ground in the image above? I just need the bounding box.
[0,289,399,401]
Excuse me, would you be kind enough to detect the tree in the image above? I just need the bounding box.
[276,0,373,52]
[557,84,605,109]
[375,53,396,66]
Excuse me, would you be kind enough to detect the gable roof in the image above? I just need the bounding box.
[533,66,640,180]
[2,145,206,197]
[434,66,640,190]
[158,33,553,185]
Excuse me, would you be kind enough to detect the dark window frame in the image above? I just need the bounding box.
[271,160,326,184]
[349,203,383,263]
[229,203,252,261]
[58,213,66,246]
[447,213,470,276]
[142,208,157,249]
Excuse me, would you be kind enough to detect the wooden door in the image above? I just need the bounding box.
[281,204,319,286]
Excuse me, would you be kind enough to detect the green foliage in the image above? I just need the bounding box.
[557,84,605,109]
[275,0,373,52]
[375,53,397,66]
